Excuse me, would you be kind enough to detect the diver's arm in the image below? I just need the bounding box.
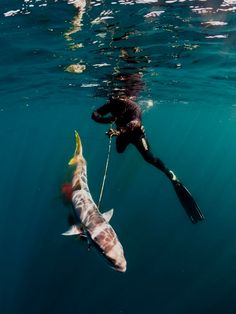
[122,119,141,132]
[92,103,116,124]
[107,119,141,137]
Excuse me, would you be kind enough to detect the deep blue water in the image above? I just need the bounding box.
[1,0,236,313]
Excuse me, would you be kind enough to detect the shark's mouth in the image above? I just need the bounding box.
[92,240,124,272]
[101,251,126,272]
[102,253,116,267]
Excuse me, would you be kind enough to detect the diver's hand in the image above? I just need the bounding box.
[106,129,120,138]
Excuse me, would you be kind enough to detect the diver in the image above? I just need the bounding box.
[91,76,204,223]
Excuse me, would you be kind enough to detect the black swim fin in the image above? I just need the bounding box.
[172,180,204,224]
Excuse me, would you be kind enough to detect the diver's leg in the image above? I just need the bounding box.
[116,134,130,153]
[132,128,204,224]
[132,128,171,176]
[134,134,204,223]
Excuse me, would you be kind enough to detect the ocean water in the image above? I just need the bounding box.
[1,0,236,313]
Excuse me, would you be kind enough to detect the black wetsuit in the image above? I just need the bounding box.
[92,97,204,223]
[92,97,171,178]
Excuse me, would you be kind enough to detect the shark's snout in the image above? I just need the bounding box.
[115,259,127,273]
[105,244,127,273]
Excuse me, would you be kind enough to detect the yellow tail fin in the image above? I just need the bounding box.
[68,130,83,166]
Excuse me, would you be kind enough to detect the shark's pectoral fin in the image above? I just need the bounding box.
[102,209,114,222]
[62,225,83,236]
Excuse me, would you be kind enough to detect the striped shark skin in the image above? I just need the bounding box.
[63,131,127,272]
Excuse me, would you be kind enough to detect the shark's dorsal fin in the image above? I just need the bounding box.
[68,130,83,166]
[62,225,83,236]
[102,209,114,222]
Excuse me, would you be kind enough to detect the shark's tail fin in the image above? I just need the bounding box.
[68,130,83,166]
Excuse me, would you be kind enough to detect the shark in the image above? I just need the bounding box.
[62,131,127,273]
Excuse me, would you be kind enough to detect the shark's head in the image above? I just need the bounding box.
[104,242,127,273]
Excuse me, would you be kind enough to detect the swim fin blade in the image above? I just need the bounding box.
[172,181,204,224]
